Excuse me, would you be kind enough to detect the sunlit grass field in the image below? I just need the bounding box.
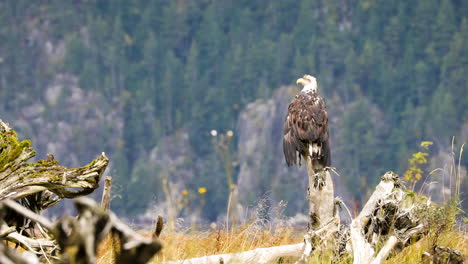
[96,223,467,263]
[97,223,303,263]
[385,230,468,264]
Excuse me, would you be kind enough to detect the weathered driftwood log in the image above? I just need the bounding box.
[349,172,402,264]
[0,240,42,264]
[160,218,340,264]
[305,156,335,229]
[294,216,341,264]
[294,197,345,264]
[0,121,163,263]
[0,120,110,260]
[163,243,304,264]
[2,197,162,264]
[0,120,109,202]
[349,172,428,264]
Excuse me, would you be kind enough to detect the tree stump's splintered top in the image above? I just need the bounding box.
[0,120,109,203]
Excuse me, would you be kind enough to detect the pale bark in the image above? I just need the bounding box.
[101,176,113,211]
[350,172,400,264]
[370,236,398,264]
[294,217,340,264]
[0,120,109,202]
[0,120,110,258]
[305,156,334,229]
[2,197,162,264]
[0,241,42,264]
[163,243,304,264]
[161,217,341,264]
[348,172,427,264]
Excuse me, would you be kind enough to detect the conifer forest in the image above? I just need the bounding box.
[0,0,466,221]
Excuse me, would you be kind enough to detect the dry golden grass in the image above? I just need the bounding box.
[97,223,303,264]
[385,229,468,264]
[96,225,467,264]
[153,226,302,262]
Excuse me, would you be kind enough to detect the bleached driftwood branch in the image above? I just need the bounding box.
[0,120,110,259]
[1,197,162,264]
[101,175,113,211]
[349,172,429,264]
[0,241,42,264]
[294,216,340,264]
[0,120,109,202]
[164,243,304,264]
[350,172,402,264]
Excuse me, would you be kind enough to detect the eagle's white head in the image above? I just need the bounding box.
[296,75,318,93]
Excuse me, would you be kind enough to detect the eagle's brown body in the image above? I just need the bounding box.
[283,90,330,168]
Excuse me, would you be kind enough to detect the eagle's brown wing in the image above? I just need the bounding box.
[283,92,330,167]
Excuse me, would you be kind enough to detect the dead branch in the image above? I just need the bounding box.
[0,120,109,203]
[101,176,113,211]
[153,215,164,238]
[160,217,340,264]
[0,241,42,264]
[1,199,54,229]
[348,172,431,264]
[1,197,162,264]
[350,172,402,264]
[294,217,340,264]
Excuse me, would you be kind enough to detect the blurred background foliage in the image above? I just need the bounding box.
[0,0,466,221]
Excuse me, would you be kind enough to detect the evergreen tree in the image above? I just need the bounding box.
[337,98,386,200]
[427,0,457,65]
[2,0,467,218]
[428,87,457,141]
[440,19,468,121]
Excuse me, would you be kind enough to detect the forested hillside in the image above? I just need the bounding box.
[0,0,466,220]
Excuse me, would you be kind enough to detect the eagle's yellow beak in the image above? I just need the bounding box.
[296,78,307,85]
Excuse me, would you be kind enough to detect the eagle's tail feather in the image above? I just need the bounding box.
[309,143,320,159]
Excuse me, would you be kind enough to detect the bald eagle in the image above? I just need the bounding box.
[283,75,330,170]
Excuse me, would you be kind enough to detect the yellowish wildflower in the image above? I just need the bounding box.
[420,141,433,150]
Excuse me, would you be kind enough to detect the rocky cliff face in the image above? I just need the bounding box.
[13,73,123,169]
[3,72,125,214]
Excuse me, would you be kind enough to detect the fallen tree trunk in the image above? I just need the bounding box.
[163,243,304,264]
[161,218,341,264]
